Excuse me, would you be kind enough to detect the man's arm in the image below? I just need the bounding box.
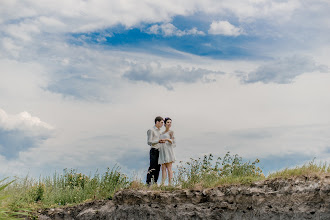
[147,129,159,146]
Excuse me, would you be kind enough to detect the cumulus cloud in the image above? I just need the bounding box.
[123,62,224,89]
[0,108,53,159]
[0,0,304,30]
[0,39,127,101]
[208,20,243,36]
[243,55,329,84]
[148,23,205,37]
[4,21,41,42]
[0,0,329,61]
[42,44,131,101]
[0,0,312,42]
[1,0,190,36]
[47,74,111,101]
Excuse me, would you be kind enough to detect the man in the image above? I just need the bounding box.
[146,116,165,185]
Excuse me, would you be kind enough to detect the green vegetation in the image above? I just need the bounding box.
[0,153,329,217]
[0,178,26,220]
[174,152,264,188]
[268,159,330,179]
[1,166,129,216]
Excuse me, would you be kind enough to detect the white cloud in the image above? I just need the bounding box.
[148,23,205,37]
[208,20,243,36]
[1,0,190,35]
[0,108,54,159]
[0,109,53,132]
[243,55,329,84]
[123,61,222,89]
[0,0,303,28]
[196,0,301,23]
[0,59,48,99]
[0,0,313,42]
[2,38,22,57]
[5,22,40,41]
[38,16,66,28]
[186,27,205,35]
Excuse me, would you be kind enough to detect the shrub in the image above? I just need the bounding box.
[174,152,264,188]
[98,166,129,198]
[28,183,45,202]
[62,169,89,189]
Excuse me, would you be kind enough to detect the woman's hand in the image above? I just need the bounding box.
[166,138,173,144]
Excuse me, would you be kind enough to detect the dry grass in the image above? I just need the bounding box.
[268,160,330,179]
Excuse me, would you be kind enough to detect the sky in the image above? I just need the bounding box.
[1,0,330,179]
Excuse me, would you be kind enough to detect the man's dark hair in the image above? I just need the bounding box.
[154,116,164,124]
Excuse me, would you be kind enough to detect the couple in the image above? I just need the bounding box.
[146,116,176,186]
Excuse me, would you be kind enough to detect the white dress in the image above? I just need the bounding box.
[158,131,176,164]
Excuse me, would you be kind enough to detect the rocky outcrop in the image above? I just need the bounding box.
[39,175,330,219]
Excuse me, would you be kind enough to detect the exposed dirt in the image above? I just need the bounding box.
[39,175,330,219]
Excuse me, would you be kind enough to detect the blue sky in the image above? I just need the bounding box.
[1,0,330,178]
[70,23,256,59]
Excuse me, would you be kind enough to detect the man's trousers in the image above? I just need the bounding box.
[146,148,161,185]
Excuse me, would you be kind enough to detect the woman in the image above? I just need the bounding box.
[158,117,176,186]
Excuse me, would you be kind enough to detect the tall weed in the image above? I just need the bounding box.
[5,166,129,212]
[174,152,264,188]
[0,178,26,220]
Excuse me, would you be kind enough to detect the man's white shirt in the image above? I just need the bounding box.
[147,126,162,149]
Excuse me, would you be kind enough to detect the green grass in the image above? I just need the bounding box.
[268,160,330,179]
[0,153,329,217]
[1,166,129,216]
[0,178,28,220]
[127,152,265,191]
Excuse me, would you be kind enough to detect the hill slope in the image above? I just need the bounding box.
[39,175,330,220]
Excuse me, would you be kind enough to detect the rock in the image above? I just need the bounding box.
[38,215,52,220]
[39,176,330,219]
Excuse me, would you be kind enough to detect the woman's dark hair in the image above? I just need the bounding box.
[154,116,164,124]
[164,117,172,124]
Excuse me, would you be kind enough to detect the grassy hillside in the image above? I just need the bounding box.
[0,152,329,219]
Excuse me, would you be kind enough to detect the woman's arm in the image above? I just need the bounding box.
[168,131,176,147]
